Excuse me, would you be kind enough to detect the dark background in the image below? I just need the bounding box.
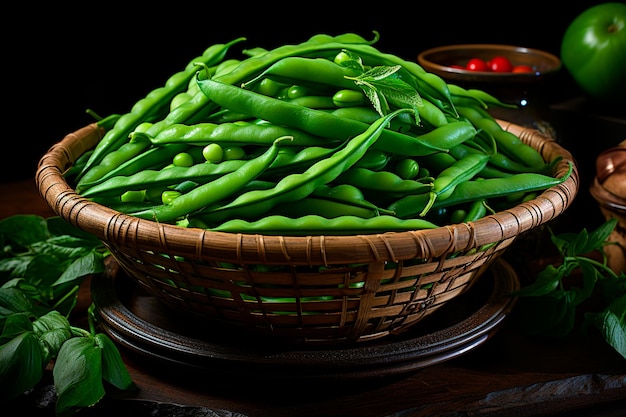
[4,1,622,183]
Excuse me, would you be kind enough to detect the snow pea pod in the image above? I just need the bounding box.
[131,136,292,222]
[210,214,439,235]
[197,108,413,223]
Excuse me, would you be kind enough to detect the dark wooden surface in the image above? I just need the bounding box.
[2,169,626,416]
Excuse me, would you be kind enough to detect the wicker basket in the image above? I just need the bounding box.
[36,120,578,346]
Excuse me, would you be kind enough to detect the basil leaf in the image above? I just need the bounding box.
[95,333,136,391]
[0,332,45,401]
[0,215,48,249]
[53,336,105,417]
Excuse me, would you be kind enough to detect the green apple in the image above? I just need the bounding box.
[561,2,626,103]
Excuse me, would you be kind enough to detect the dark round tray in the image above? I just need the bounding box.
[91,258,519,381]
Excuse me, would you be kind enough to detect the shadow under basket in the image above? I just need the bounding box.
[36,120,578,346]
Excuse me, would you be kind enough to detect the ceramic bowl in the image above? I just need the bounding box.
[417,44,562,85]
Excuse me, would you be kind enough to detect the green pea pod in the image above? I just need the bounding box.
[76,143,190,194]
[461,199,490,222]
[144,34,387,141]
[433,153,491,199]
[145,121,332,148]
[78,37,246,181]
[241,56,362,91]
[198,108,413,223]
[389,162,574,218]
[448,142,543,174]
[81,159,247,199]
[283,95,337,109]
[432,163,574,208]
[132,136,293,222]
[264,144,343,178]
[449,84,516,110]
[456,106,545,169]
[197,77,450,156]
[271,197,381,219]
[76,136,152,186]
[336,167,434,197]
[210,214,439,236]
[310,183,393,214]
[419,153,491,216]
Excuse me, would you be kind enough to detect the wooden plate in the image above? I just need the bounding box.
[91,258,519,381]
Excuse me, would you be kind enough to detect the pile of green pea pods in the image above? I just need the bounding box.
[70,32,572,236]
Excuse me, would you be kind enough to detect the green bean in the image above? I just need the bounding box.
[131,136,293,222]
[210,214,439,235]
[77,37,246,180]
[197,108,413,223]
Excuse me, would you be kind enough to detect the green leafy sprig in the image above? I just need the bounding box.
[0,214,136,416]
[335,49,424,125]
[513,218,626,360]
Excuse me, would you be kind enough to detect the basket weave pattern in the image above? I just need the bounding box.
[36,121,578,345]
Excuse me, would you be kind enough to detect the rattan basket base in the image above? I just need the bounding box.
[92,257,520,378]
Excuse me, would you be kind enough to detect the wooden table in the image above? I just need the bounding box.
[2,172,625,416]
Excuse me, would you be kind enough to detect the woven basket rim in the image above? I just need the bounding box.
[35,119,579,265]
